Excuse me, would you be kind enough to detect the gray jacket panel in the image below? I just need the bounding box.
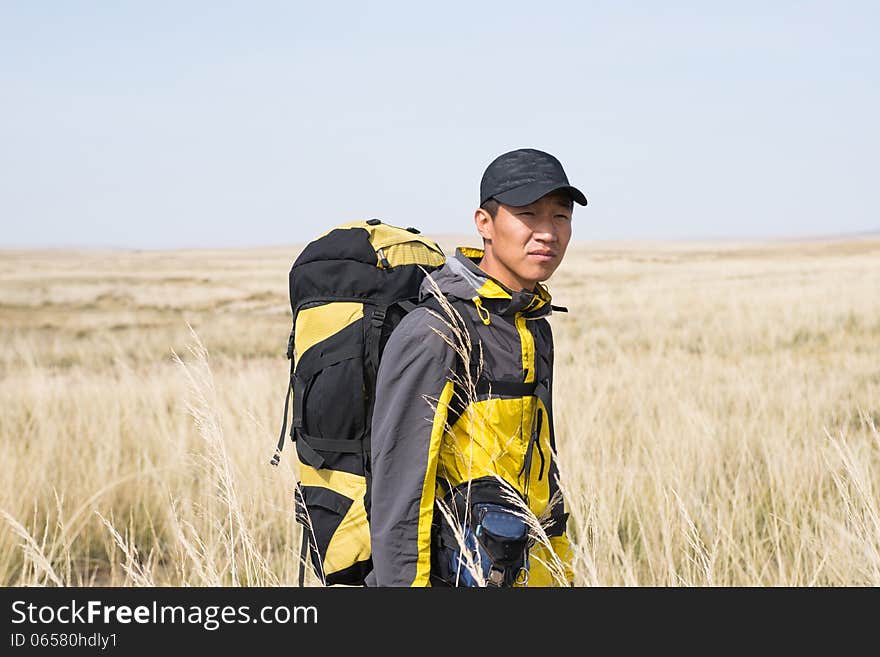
[367,307,457,587]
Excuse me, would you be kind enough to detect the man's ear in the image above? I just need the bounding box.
[474,208,494,242]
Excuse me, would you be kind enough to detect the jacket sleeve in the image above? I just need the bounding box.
[366,308,458,587]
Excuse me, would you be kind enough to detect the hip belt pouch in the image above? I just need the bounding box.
[433,477,531,587]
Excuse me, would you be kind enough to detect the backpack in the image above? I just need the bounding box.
[271,219,446,586]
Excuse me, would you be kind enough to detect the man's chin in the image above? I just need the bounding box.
[526,263,559,281]
[515,266,558,290]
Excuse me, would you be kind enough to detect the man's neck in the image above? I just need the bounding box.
[476,251,535,293]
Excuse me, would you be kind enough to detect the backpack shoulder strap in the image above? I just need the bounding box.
[418,295,537,393]
[417,295,539,431]
[417,295,479,379]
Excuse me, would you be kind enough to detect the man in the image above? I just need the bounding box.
[366,148,587,587]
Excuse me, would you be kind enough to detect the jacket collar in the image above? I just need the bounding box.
[420,246,554,317]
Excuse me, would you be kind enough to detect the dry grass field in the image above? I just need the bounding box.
[1,237,879,586]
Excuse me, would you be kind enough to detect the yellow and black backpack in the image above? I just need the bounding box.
[271,219,445,586]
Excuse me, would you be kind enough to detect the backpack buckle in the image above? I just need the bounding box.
[286,329,295,360]
[486,566,505,587]
[371,307,387,329]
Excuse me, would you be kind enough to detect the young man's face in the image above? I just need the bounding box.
[475,190,573,292]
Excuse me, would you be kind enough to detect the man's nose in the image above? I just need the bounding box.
[533,216,559,242]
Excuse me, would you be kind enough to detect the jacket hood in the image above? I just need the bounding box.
[418,246,554,318]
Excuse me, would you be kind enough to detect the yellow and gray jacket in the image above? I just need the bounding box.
[366,247,574,587]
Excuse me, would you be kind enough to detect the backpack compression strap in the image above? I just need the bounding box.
[361,303,387,462]
[270,329,296,466]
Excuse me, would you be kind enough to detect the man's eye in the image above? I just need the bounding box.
[555,214,571,220]
[519,212,535,217]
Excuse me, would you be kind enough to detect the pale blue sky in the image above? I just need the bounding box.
[1,1,877,248]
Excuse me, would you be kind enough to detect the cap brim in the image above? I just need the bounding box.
[493,181,588,207]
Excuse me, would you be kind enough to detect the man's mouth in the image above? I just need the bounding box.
[528,251,557,261]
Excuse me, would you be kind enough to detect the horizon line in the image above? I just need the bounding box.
[1,228,879,253]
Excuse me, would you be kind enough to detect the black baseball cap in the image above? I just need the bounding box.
[480,148,588,207]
